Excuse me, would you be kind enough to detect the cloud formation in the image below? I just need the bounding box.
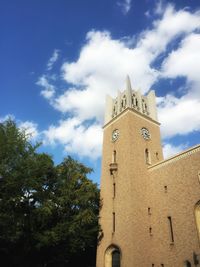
[37,75,55,100]
[38,3,200,159]
[158,33,200,138]
[44,118,102,159]
[162,143,186,159]
[47,49,60,71]
[117,0,132,15]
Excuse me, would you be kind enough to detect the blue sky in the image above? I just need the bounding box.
[1,0,200,184]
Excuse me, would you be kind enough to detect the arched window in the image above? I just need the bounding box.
[135,98,138,107]
[145,148,151,165]
[105,245,121,267]
[121,95,127,110]
[142,99,148,114]
[195,201,200,243]
[132,94,138,108]
[113,101,118,117]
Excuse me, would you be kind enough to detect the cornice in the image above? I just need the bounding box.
[103,107,160,130]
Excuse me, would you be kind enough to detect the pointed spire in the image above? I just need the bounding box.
[126,75,132,91]
[126,75,132,108]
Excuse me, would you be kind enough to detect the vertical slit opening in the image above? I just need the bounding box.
[149,227,152,235]
[145,149,151,165]
[113,212,115,233]
[113,150,116,163]
[148,207,151,215]
[168,216,174,243]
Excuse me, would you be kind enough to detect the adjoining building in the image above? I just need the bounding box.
[96,76,200,267]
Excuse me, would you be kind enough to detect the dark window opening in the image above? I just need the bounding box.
[112,250,120,267]
[168,216,174,243]
[145,149,151,165]
[113,183,116,198]
[113,212,115,233]
[156,152,159,159]
[148,207,151,215]
[149,227,152,235]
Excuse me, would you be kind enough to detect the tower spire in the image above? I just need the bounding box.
[126,75,132,91]
[126,75,132,108]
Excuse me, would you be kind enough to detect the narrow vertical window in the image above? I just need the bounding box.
[113,150,116,163]
[135,98,138,107]
[156,152,159,159]
[161,264,164,267]
[113,212,115,233]
[149,227,152,235]
[145,149,151,165]
[112,250,120,267]
[113,183,116,198]
[148,207,151,215]
[168,216,174,243]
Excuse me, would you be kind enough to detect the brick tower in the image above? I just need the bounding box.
[96,76,200,267]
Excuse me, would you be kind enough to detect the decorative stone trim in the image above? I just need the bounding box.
[110,163,118,175]
[149,144,200,171]
[103,107,160,130]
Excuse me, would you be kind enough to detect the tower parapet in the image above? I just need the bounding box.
[104,76,158,124]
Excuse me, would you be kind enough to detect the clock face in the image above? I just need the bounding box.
[112,129,119,142]
[141,128,151,140]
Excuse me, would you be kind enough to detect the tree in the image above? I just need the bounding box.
[0,120,100,267]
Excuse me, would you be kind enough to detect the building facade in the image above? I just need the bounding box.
[96,77,200,267]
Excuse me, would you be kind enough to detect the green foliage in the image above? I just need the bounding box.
[0,120,100,267]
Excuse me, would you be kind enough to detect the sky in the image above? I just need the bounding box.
[1,0,200,184]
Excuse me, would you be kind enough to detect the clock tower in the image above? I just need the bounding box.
[96,76,163,267]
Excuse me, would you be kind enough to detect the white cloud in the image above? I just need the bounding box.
[137,4,200,59]
[47,49,60,71]
[162,143,186,158]
[162,33,200,83]
[44,118,102,159]
[154,0,164,15]
[58,4,200,125]
[158,33,200,138]
[36,75,55,100]
[117,0,132,15]
[37,4,200,159]
[158,95,200,138]
[59,30,159,121]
